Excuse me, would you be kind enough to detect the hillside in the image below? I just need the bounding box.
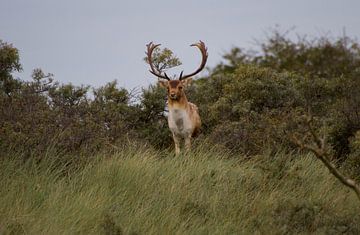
[1,147,359,234]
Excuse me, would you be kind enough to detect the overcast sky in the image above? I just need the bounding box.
[1,0,360,89]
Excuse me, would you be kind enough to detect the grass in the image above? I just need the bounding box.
[0,146,359,234]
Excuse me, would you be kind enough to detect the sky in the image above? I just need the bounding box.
[1,0,360,90]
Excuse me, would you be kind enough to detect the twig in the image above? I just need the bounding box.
[290,113,360,202]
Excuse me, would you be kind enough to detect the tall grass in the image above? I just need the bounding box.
[0,146,359,234]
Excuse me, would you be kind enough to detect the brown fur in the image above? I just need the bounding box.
[160,79,201,154]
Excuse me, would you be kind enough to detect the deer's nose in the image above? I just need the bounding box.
[170,93,176,99]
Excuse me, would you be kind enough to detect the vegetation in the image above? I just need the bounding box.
[1,29,360,233]
[1,147,360,234]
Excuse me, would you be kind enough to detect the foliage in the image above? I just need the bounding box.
[1,30,360,159]
[213,29,360,78]
[134,84,172,148]
[196,31,360,156]
[143,45,181,75]
[344,131,360,181]
[0,40,22,96]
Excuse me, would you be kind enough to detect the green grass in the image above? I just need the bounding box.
[0,146,359,234]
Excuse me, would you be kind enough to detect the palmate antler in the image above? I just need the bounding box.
[146,41,208,80]
[146,42,171,80]
[179,40,208,80]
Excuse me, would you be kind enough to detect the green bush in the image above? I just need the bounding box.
[2,30,360,159]
[343,131,360,181]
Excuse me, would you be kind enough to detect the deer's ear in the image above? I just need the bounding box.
[158,80,168,88]
[181,78,192,87]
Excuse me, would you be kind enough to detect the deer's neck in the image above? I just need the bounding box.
[168,94,189,110]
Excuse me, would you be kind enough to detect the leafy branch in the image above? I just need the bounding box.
[143,47,181,74]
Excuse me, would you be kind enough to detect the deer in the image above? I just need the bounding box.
[146,41,208,155]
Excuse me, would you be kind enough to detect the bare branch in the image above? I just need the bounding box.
[290,113,360,202]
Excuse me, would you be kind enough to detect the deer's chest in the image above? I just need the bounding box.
[168,108,192,136]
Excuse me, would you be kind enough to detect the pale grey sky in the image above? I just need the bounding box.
[1,0,360,89]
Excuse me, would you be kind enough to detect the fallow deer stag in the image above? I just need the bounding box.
[146,41,208,155]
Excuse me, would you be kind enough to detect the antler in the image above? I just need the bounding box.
[146,41,208,81]
[146,42,170,80]
[180,40,208,80]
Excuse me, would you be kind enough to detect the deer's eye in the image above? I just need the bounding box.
[178,86,183,90]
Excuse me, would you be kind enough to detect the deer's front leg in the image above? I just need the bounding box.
[172,133,181,155]
[185,135,191,153]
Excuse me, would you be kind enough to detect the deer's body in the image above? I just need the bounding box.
[146,41,207,155]
[168,101,200,138]
[168,95,201,154]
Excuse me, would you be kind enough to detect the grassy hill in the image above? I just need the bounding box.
[1,146,359,234]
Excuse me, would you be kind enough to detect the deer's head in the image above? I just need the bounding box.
[146,41,208,100]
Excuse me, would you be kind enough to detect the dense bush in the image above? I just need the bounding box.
[1,30,360,159]
[192,31,360,156]
[343,131,360,181]
[192,65,300,154]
